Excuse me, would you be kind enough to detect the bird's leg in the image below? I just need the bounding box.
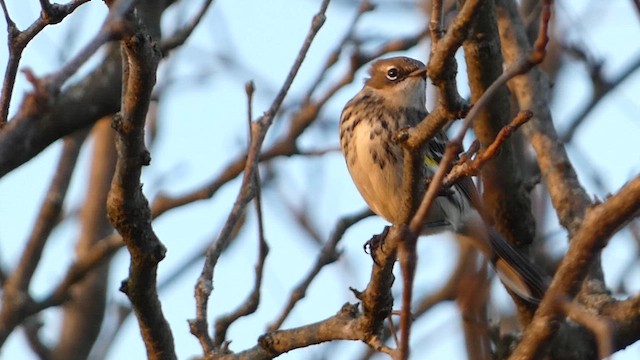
[364,225,391,265]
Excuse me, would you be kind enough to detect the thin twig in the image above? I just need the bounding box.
[0,0,91,124]
[267,209,373,332]
[189,1,330,353]
[561,54,640,143]
[444,111,532,184]
[161,0,216,53]
[0,129,88,346]
[23,316,50,359]
[45,0,135,91]
[302,0,374,104]
[213,80,269,347]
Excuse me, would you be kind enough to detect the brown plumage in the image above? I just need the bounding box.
[340,56,548,302]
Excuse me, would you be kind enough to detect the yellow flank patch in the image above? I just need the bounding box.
[424,156,439,168]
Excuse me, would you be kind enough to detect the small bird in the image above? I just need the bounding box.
[339,56,547,302]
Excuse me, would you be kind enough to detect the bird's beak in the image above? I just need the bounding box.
[409,67,428,79]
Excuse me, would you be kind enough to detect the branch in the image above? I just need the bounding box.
[558,299,614,359]
[224,304,363,360]
[212,80,269,348]
[561,54,640,143]
[0,128,87,346]
[511,176,640,358]
[496,0,592,236]
[54,118,116,359]
[105,4,174,359]
[266,209,373,332]
[0,0,91,124]
[444,111,532,185]
[0,0,173,179]
[189,1,330,354]
[160,0,216,54]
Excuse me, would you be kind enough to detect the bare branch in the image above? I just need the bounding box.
[0,129,87,346]
[54,118,116,359]
[444,111,532,185]
[189,1,330,354]
[558,299,614,359]
[0,0,91,124]
[212,79,270,347]
[160,0,216,53]
[497,0,592,236]
[105,3,173,358]
[511,176,640,358]
[267,209,373,332]
[561,54,640,143]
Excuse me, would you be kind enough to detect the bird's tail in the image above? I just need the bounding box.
[456,211,549,304]
[487,228,549,304]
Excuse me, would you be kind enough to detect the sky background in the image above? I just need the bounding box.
[1,0,639,359]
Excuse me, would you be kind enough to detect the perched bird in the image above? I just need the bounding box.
[339,56,547,302]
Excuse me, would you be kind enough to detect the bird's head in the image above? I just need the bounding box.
[364,56,428,110]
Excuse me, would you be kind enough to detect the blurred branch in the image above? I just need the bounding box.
[557,299,614,359]
[23,316,50,359]
[496,0,592,237]
[0,128,88,347]
[512,176,640,358]
[560,52,640,143]
[457,249,490,360]
[161,0,216,53]
[35,234,123,313]
[54,118,116,359]
[602,293,640,353]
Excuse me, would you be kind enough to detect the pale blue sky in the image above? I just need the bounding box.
[1,1,639,359]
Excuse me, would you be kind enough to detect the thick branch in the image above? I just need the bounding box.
[54,119,116,360]
[463,0,536,247]
[511,176,640,358]
[106,8,174,359]
[496,0,591,236]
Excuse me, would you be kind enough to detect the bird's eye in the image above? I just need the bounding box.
[386,67,399,81]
